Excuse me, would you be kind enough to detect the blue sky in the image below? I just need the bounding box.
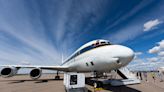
[0,0,164,70]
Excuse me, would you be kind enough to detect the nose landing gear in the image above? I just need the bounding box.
[55,71,60,80]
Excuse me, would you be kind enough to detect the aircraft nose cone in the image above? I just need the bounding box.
[124,47,134,61]
[116,45,134,64]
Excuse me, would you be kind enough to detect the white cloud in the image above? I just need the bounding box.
[160,57,164,62]
[147,40,164,63]
[133,58,145,63]
[147,57,159,62]
[128,62,164,71]
[148,46,160,53]
[134,52,143,59]
[0,0,110,65]
[158,51,164,56]
[105,0,154,32]
[143,19,163,31]
[158,40,164,49]
[129,40,164,71]
[148,40,164,54]
[135,52,143,55]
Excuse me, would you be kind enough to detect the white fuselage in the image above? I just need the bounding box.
[0,39,134,79]
[62,44,134,72]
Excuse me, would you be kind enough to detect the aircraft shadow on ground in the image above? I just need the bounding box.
[0,78,63,84]
[85,78,141,92]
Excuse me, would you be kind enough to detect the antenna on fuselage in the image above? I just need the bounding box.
[62,52,64,64]
[61,47,64,64]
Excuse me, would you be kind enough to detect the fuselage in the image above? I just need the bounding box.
[62,39,134,72]
[0,39,134,80]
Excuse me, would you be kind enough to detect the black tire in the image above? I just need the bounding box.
[94,81,103,88]
[55,76,60,80]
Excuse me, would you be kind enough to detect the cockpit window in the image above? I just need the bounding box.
[101,41,106,44]
[92,41,111,47]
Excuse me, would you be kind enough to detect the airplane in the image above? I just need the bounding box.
[0,39,134,80]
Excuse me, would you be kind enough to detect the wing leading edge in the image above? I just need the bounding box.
[0,65,69,71]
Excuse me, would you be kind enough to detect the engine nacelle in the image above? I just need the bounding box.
[30,68,42,80]
[0,67,18,78]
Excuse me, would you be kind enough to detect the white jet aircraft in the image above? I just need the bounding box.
[0,39,134,80]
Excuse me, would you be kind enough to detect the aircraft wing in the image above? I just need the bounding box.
[0,65,69,71]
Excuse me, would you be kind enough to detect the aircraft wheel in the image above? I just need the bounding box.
[94,81,103,88]
[55,76,60,80]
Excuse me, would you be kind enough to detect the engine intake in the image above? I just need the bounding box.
[30,68,42,80]
[0,67,18,78]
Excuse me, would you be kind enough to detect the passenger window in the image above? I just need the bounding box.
[100,42,106,45]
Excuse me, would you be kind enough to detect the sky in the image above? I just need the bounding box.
[0,0,164,71]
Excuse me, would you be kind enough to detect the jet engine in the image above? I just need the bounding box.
[0,67,18,78]
[30,68,42,79]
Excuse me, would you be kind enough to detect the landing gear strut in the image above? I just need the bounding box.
[92,71,103,88]
[55,71,60,80]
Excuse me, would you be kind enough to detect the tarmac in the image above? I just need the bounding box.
[0,73,164,92]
